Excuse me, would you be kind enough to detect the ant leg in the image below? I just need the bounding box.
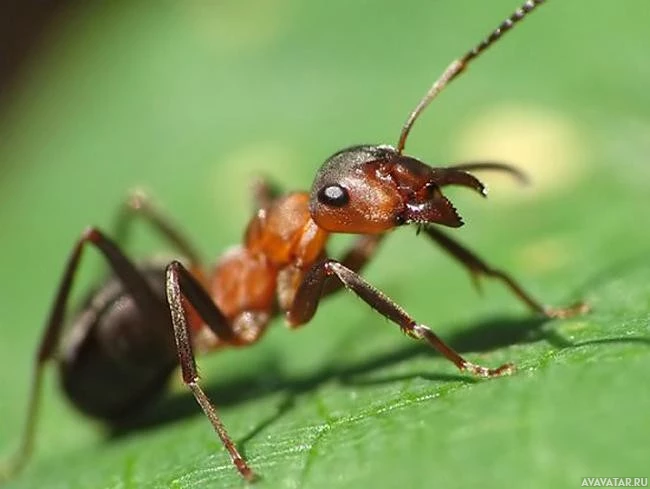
[338,234,386,274]
[0,227,164,481]
[278,235,385,306]
[165,260,255,482]
[321,234,386,297]
[114,190,202,267]
[287,259,513,378]
[422,226,588,318]
[250,176,281,210]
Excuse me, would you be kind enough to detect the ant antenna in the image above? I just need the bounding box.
[396,0,546,155]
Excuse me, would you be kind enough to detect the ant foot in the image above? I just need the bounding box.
[462,361,515,378]
[126,188,149,210]
[543,301,590,319]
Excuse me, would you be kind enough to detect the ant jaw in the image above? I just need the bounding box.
[400,193,464,228]
[389,161,480,228]
[395,165,490,228]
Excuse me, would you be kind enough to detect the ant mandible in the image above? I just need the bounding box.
[1,0,588,483]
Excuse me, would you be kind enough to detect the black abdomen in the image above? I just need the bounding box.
[58,266,178,422]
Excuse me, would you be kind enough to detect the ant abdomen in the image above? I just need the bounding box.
[59,266,177,421]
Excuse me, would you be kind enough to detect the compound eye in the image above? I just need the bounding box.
[317,184,350,207]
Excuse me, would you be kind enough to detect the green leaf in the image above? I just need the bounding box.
[0,1,648,488]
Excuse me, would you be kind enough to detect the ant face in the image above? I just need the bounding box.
[309,145,487,234]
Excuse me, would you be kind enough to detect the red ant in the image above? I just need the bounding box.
[1,0,588,483]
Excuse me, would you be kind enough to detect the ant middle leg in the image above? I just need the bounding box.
[165,260,263,482]
[114,190,202,267]
[287,259,513,378]
[421,226,588,318]
[113,179,285,264]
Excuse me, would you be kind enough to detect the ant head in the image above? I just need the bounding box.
[310,0,546,235]
[309,145,486,234]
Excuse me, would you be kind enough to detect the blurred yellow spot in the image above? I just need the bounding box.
[516,237,572,275]
[454,105,587,201]
[184,0,295,53]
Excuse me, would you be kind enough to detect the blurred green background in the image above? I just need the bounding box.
[0,1,648,488]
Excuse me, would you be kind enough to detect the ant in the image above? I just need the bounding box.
[1,0,588,483]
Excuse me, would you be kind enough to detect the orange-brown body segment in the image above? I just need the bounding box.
[200,192,329,348]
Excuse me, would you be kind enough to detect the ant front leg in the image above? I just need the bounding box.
[321,234,386,297]
[287,259,513,378]
[422,226,589,318]
[0,227,165,482]
[165,261,257,482]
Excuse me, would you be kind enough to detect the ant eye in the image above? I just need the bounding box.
[317,184,349,207]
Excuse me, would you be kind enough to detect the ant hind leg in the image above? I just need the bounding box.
[0,227,164,482]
